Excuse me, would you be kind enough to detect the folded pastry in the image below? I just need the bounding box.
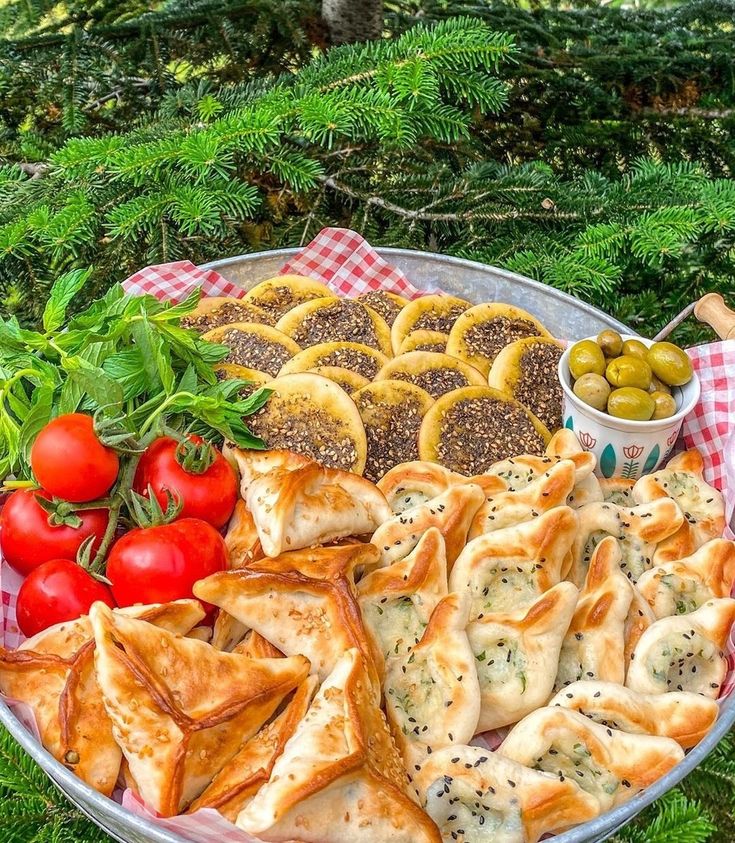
[0,600,204,796]
[548,680,719,749]
[569,498,684,585]
[624,585,656,676]
[211,609,249,652]
[468,459,576,538]
[371,483,485,569]
[377,461,492,513]
[236,649,442,843]
[90,602,309,816]
[636,538,735,618]
[224,500,265,568]
[633,449,726,552]
[384,592,480,768]
[242,458,392,557]
[555,538,634,690]
[600,478,636,506]
[449,506,578,616]
[357,528,448,662]
[484,429,600,508]
[194,543,383,691]
[468,582,578,731]
[499,707,684,812]
[625,597,735,697]
[188,676,319,820]
[233,630,285,659]
[414,744,599,843]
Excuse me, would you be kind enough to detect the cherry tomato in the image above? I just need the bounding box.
[133,435,237,529]
[0,489,109,577]
[16,559,116,638]
[105,518,227,607]
[31,413,119,503]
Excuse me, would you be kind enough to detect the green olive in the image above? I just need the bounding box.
[621,339,649,360]
[647,375,672,395]
[645,341,693,387]
[573,373,611,411]
[651,391,678,420]
[605,355,652,390]
[596,329,623,358]
[568,340,606,380]
[607,387,655,421]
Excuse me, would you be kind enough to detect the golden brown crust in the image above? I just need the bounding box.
[371,483,486,569]
[375,351,486,399]
[276,297,392,356]
[90,603,309,816]
[202,322,301,377]
[194,544,384,693]
[278,341,390,379]
[244,275,332,322]
[391,294,470,354]
[397,330,449,354]
[306,365,370,392]
[446,302,552,376]
[181,296,274,331]
[549,680,719,749]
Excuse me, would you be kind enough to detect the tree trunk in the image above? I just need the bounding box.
[321,0,383,44]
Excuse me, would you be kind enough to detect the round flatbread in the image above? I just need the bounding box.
[276,297,392,356]
[397,330,448,354]
[278,341,389,380]
[374,351,486,399]
[446,302,552,376]
[308,366,370,393]
[351,380,434,483]
[203,323,301,377]
[357,291,408,326]
[244,275,332,322]
[487,337,565,433]
[247,373,367,474]
[419,385,551,474]
[181,297,273,331]
[391,294,470,353]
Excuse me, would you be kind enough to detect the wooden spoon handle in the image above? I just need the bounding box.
[694,293,735,340]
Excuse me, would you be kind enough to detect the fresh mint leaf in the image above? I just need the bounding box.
[131,318,176,394]
[62,355,124,412]
[154,289,202,320]
[42,268,92,332]
[19,388,54,465]
[102,349,150,400]
[178,364,198,394]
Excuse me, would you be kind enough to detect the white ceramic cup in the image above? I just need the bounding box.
[558,335,701,479]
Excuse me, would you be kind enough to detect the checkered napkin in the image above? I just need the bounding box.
[1,227,734,842]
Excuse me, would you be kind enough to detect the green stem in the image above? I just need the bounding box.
[139,391,195,435]
[89,429,158,574]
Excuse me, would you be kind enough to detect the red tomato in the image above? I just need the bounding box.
[31,413,119,503]
[133,436,237,529]
[0,489,109,577]
[16,559,116,638]
[105,518,227,607]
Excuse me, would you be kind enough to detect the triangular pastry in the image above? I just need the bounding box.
[636,538,735,619]
[384,592,480,768]
[469,582,578,731]
[242,458,391,557]
[357,528,448,661]
[371,483,485,569]
[449,507,578,617]
[599,477,635,506]
[194,543,383,690]
[499,706,684,811]
[414,744,599,843]
[224,500,265,568]
[625,597,735,697]
[236,649,443,843]
[623,585,656,676]
[468,459,576,538]
[543,429,603,508]
[188,676,319,820]
[570,498,684,585]
[376,461,475,513]
[0,600,204,796]
[633,449,726,550]
[233,630,285,659]
[555,538,634,690]
[548,680,719,749]
[90,602,309,816]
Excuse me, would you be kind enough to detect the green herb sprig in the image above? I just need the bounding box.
[0,269,270,484]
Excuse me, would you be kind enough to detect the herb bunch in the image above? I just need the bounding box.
[0,269,268,485]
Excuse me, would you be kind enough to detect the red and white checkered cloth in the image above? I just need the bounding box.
[1,226,734,842]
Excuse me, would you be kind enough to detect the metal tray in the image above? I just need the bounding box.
[2,246,732,843]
